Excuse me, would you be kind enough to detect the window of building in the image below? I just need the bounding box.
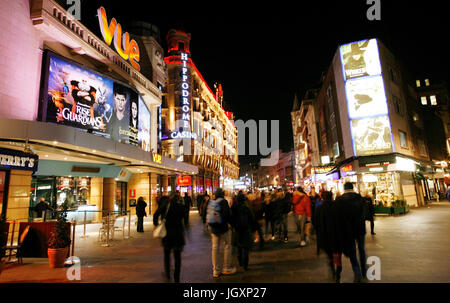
[421,96,427,105]
[389,67,395,82]
[418,139,427,156]
[416,80,421,87]
[392,95,403,115]
[425,79,430,86]
[399,130,407,148]
[430,95,437,105]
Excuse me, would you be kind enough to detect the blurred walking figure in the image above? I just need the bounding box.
[183,192,192,226]
[136,196,147,232]
[263,191,277,241]
[363,191,376,235]
[334,182,367,283]
[231,192,256,271]
[34,197,54,219]
[153,192,188,283]
[200,192,211,232]
[314,191,342,282]
[247,191,265,248]
[291,187,311,247]
[309,187,320,235]
[275,189,290,243]
[207,188,236,278]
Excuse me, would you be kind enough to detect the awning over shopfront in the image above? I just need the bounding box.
[0,119,198,176]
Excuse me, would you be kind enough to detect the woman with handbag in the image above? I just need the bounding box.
[153,191,187,283]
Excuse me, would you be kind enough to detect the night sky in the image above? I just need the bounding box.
[56,0,449,166]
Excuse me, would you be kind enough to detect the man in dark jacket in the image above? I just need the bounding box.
[231,192,256,271]
[34,197,54,220]
[334,182,367,282]
[208,188,236,278]
[136,196,147,232]
[363,192,376,235]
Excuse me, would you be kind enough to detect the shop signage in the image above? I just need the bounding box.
[313,166,334,174]
[97,7,140,71]
[342,164,353,172]
[152,153,162,164]
[365,162,390,167]
[170,131,197,140]
[369,167,384,172]
[130,189,136,198]
[0,148,39,172]
[177,176,192,186]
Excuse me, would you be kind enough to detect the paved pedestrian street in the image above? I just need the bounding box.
[1,202,449,283]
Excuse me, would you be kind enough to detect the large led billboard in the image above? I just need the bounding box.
[41,52,151,150]
[345,75,388,119]
[350,116,393,156]
[340,39,382,80]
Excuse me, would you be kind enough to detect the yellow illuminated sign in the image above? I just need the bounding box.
[97,7,140,71]
[152,153,162,164]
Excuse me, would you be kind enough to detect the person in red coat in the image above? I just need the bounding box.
[291,187,312,247]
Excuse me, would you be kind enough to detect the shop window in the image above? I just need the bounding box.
[115,182,127,214]
[399,130,407,148]
[0,171,6,218]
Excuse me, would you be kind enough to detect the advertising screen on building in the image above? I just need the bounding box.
[42,53,151,150]
[345,75,388,119]
[340,39,382,80]
[138,96,151,152]
[351,116,393,156]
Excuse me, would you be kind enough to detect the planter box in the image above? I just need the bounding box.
[374,206,391,214]
[393,206,410,214]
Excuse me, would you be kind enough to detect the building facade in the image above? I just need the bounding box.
[161,30,239,195]
[292,38,449,206]
[0,0,198,222]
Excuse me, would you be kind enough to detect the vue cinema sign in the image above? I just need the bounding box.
[97,7,140,71]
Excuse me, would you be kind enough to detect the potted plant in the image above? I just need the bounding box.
[374,201,391,214]
[47,203,71,268]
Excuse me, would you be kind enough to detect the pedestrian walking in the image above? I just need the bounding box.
[247,191,265,248]
[136,196,147,232]
[291,187,312,247]
[446,186,450,202]
[231,192,256,271]
[207,188,236,278]
[183,192,192,226]
[363,191,376,235]
[275,189,290,243]
[334,182,367,282]
[309,187,320,234]
[314,191,342,282]
[153,192,187,283]
[200,193,211,232]
[263,191,277,241]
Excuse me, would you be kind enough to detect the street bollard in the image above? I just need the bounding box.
[102,212,110,247]
[127,210,131,238]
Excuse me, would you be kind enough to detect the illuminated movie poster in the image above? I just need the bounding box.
[46,55,114,135]
[138,96,151,152]
[351,116,393,156]
[340,39,382,80]
[106,83,135,144]
[345,75,388,119]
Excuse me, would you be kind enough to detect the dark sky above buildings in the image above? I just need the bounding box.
[56,0,449,166]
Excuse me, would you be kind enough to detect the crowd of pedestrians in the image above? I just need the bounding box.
[148,182,376,283]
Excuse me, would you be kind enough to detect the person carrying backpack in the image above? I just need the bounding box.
[231,192,256,271]
[207,188,236,278]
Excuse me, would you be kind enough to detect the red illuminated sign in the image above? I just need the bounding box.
[342,164,353,172]
[177,176,192,186]
[130,189,136,198]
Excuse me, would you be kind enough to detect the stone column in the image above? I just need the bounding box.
[6,170,32,222]
[102,178,116,217]
[161,175,169,195]
[127,173,150,216]
[89,177,103,222]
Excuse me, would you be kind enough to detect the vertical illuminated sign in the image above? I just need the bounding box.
[180,53,191,130]
[340,39,394,156]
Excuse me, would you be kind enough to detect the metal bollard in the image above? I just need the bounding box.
[80,210,88,238]
[127,210,131,238]
[102,212,110,247]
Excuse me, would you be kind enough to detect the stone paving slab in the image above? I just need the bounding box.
[1,202,449,283]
